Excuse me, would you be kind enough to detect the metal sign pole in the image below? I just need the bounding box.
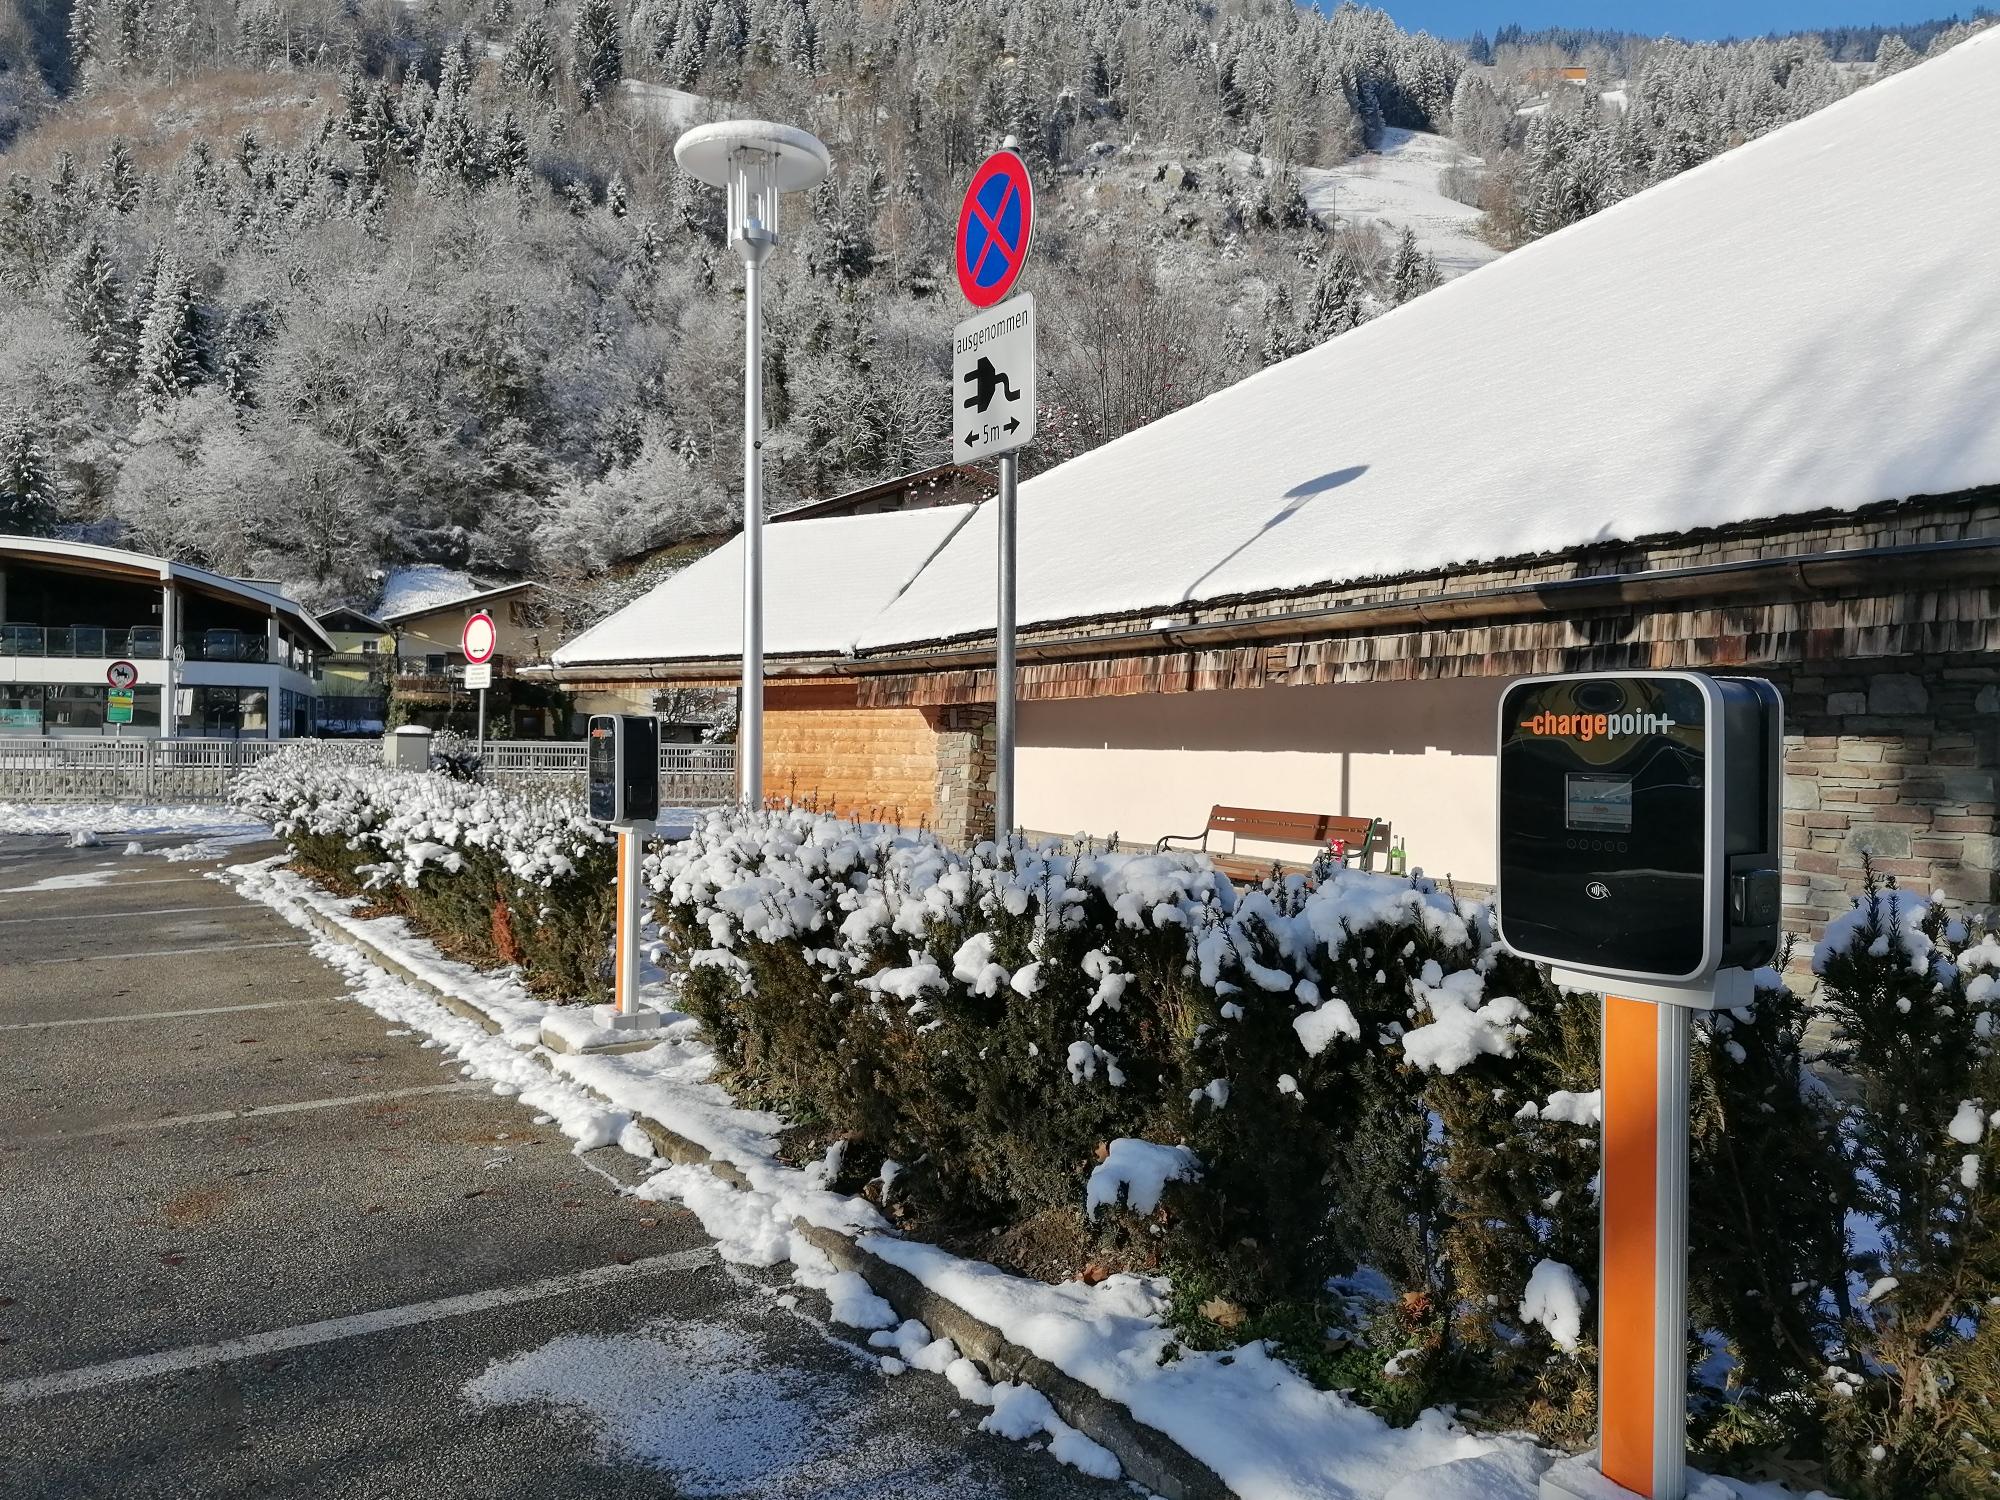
[476,685,487,770]
[995,452,1017,847]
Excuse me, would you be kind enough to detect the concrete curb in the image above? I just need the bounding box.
[284,883,1234,1500]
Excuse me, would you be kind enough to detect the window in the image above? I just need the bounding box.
[192,686,268,738]
[46,685,106,730]
[0,684,44,732]
[361,640,377,655]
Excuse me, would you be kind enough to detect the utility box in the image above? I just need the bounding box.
[587,715,659,825]
[386,725,433,771]
[1496,671,1782,995]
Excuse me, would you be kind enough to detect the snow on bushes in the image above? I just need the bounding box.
[232,745,616,997]
[241,763,1999,1497]
[648,806,1620,1424]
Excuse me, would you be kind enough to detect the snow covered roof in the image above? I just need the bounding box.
[376,568,541,624]
[842,30,2000,651]
[552,506,978,668]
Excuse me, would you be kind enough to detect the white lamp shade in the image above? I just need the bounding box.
[673,120,832,193]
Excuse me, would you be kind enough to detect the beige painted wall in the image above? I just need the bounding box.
[1017,678,1504,884]
[395,593,549,661]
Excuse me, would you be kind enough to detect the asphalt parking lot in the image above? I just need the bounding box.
[0,831,1128,1499]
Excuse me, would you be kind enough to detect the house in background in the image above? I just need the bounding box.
[315,606,395,736]
[376,575,563,737]
[544,33,2000,947]
[0,536,331,739]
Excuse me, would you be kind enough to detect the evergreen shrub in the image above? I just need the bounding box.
[232,745,615,997]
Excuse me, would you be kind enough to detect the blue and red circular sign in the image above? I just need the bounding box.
[955,150,1035,308]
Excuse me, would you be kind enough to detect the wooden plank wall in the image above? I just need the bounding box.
[763,702,938,827]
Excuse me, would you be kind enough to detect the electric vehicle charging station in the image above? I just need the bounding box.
[588,715,660,1028]
[1496,671,1783,1500]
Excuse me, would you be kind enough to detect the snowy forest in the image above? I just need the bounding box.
[0,0,1986,615]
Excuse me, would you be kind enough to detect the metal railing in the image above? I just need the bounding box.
[480,740,736,809]
[0,737,376,803]
[1,625,165,659]
[0,737,738,808]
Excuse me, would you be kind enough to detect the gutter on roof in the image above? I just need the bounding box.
[526,536,2000,684]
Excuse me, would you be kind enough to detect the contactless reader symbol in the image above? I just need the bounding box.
[1586,881,1612,900]
[962,356,1020,413]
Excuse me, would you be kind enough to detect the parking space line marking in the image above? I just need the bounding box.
[0,998,340,1031]
[0,904,232,926]
[33,940,303,965]
[30,1082,484,1141]
[0,1248,719,1406]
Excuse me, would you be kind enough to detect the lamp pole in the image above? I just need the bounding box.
[674,121,832,809]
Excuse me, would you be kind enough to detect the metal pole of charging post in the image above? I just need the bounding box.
[614,826,643,1016]
[674,122,832,811]
[994,451,1017,847]
[1596,994,1690,1500]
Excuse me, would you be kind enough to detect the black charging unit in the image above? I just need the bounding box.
[587,714,660,825]
[1496,670,1783,995]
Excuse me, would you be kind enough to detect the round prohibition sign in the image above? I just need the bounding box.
[461,610,497,665]
[106,659,139,690]
[955,149,1035,308]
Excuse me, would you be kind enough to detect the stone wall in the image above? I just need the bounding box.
[1770,655,2000,938]
[931,704,996,847]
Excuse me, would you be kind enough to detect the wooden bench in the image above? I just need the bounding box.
[1156,805,1382,883]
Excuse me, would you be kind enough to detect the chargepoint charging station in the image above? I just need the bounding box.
[1496,671,1783,1500]
[588,715,660,1028]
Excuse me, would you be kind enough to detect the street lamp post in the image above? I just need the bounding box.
[673,121,832,810]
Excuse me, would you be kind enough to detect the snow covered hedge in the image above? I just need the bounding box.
[647,808,1915,1467]
[232,745,616,997]
[241,756,1997,1497]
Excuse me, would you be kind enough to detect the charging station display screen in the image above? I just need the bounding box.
[587,719,617,822]
[1499,676,1709,978]
[1566,774,1633,832]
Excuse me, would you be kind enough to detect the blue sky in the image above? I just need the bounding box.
[1370,3,1942,40]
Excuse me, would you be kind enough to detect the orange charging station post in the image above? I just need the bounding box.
[1496,671,1784,1500]
[588,715,661,1030]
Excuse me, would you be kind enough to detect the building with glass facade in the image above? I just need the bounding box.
[0,538,332,739]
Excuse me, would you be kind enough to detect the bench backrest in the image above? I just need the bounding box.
[1207,805,1375,849]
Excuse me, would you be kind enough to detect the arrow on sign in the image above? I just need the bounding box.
[964,430,980,446]
[1003,417,1020,434]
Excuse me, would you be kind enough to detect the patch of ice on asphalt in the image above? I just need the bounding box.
[464,1316,997,1498]
[0,866,120,893]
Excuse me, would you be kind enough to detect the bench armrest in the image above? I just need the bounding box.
[1337,819,1381,867]
[1156,829,1212,854]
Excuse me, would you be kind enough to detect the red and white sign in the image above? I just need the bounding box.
[955,149,1035,309]
[106,660,139,690]
[461,611,497,665]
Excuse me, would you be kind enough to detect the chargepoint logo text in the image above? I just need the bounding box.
[1519,710,1677,744]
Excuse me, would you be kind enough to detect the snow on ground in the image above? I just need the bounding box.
[0,864,123,893]
[0,803,266,837]
[1290,128,1500,279]
[375,564,482,618]
[228,854,1835,1500]
[465,1313,965,1496]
